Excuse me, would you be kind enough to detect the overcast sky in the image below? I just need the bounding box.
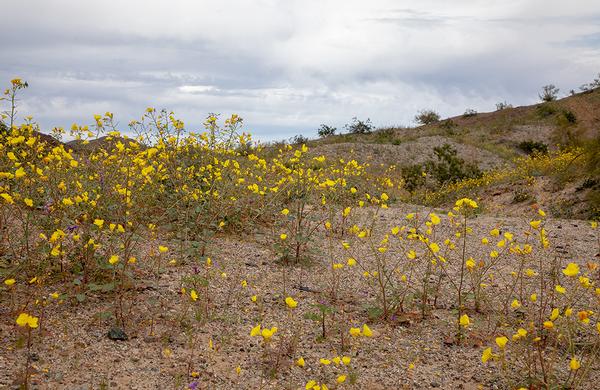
[1,0,599,141]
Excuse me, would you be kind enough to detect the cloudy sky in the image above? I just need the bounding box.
[2,1,599,141]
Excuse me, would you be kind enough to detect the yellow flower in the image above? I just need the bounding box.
[543,321,554,329]
[459,314,470,327]
[341,356,351,365]
[530,293,537,302]
[1,193,15,204]
[250,324,261,337]
[319,358,331,365]
[343,207,351,217]
[24,198,33,207]
[562,262,579,277]
[429,213,441,225]
[349,327,361,337]
[511,299,521,309]
[495,336,508,348]
[429,243,440,254]
[569,357,581,371]
[251,295,257,302]
[285,296,298,309]
[465,258,475,270]
[280,233,287,240]
[16,313,38,329]
[190,290,198,301]
[336,375,346,384]
[555,285,566,294]
[481,347,493,363]
[108,255,119,265]
[362,324,373,337]
[93,219,104,228]
[550,308,560,321]
[50,292,59,299]
[281,208,289,215]
[158,245,168,253]
[530,220,541,229]
[296,357,305,367]
[347,258,356,266]
[490,228,500,237]
[51,246,61,257]
[261,327,277,342]
[4,279,15,286]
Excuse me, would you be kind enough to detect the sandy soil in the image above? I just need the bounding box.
[1,204,598,390]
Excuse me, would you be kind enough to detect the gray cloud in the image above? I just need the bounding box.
[1,0,599,141]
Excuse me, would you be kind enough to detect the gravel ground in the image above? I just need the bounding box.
[1,204,598,389]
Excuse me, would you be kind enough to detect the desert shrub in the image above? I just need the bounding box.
[463,109,477,117]
[317,124,336,138]
[425,144,482,185]
[439,119,457,130]
[401,164,426,192]
[518,140,548,155]
[290,134,309,145]
[562,109,577,124]
[512,188,532,203]
[580,72,600,92]
[539,84,559,102]
[583,135,600,218]
[414,109,440,125]
[373,128,396,144]
[495,101,512,111]
[536,103,557,118]
[344,117,373,134]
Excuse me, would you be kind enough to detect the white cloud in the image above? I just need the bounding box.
[1,0,599,140]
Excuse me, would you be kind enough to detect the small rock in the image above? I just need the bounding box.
[107,326,128,341]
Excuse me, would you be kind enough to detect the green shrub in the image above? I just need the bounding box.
[425,144,482,185]
[518,140,548,155]
[290,134,309,145]
[401,164,426,192]
[495,101,512,111]
[317,124,336,138]
[539,84,559,102]
[562,110,577,124]
[414,109,440,125]
[344,117,373,134]
[536,103,557,118]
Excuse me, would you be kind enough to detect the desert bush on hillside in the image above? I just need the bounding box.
[414,109,440,125]
[561,109,577,124]
[344,116,373,134]
[463,108,477,117]
[317,124,336,138]
[518,140,549,155]
[495,101,512,111]
[539,84,559,102]
[290,134,309,145]
[584,135,600,218]
[580,72,600,92]
[401,164,426,192]
[425,144,482,185]
[536,103,557,118]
